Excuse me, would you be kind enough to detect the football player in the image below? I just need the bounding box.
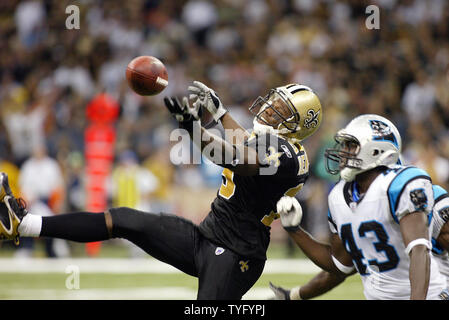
[0,81,322,300]
[270,114,447,300]
[270,184,449,300]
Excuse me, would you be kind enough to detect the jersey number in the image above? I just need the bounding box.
[340,221,399,275]
[219,168,236,199]
[297,153,308,176]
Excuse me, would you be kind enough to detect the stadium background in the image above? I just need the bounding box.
[0,0,448,299]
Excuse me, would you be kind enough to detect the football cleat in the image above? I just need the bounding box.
[0,173,28,245]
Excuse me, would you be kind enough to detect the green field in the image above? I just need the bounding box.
[0,271,364,300]
[0,240,364,300]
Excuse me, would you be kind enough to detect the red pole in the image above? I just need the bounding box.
[84,94,119,256]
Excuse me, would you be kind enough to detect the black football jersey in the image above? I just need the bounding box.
[198,133,309,260]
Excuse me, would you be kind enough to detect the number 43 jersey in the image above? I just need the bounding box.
[328,165,447,300]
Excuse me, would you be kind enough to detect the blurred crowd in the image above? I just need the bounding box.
[0,0,448,257]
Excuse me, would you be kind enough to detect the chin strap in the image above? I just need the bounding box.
[252,119,303,146]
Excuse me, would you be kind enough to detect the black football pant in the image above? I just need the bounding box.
[40,207,265,300]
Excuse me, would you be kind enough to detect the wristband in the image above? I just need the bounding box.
[332,255,355,274]
[214,107,228,122]
[405,238,431,256]
[289,286,302,300]
[283,224,301,232]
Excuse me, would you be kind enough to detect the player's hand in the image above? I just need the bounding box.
[164,96,201,124]
[276,196,303,232]
[188,81,228,122]
[269,282,291,300]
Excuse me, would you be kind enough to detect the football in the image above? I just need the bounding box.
[126,56,168,96]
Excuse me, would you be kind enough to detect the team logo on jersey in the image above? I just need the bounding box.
[369,120,398,148]
[215,247,225,255]
[239,260,249,272]
[304,109,320,129]
[438,206,449,223]
[265,146,284,167]
[410,188,428,210]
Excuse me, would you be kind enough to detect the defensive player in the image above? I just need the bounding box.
[270,184,449,299]
[270,114,447,299]
[0,81,322,300]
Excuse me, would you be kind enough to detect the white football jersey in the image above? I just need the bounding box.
[430,185,449,289]
[328,165,446,300]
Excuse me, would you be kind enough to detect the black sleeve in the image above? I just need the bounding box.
[245,134,300,177]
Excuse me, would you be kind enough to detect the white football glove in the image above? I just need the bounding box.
[276,196,303,232]
[188,81,228,122]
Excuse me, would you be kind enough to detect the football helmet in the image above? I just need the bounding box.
[249,84,322,143]
[324,114,402,182]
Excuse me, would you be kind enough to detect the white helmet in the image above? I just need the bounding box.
[324,114,402,182]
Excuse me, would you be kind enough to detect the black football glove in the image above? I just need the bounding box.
[164,96,202,126]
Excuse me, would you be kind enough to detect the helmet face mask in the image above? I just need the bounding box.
[249,89,299,131]
[325,134,362,175]
[249,84,322,143]
[324,115,402,182]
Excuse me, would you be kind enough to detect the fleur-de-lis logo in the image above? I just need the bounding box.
[304,109,320,129]
[239,260,249,272]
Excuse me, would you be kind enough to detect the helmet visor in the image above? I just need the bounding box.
[324,133,362,175]
[249,90,299,131]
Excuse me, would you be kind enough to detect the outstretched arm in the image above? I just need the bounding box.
[269,197,356,300]
[270,270,349,300]
[277,196,354,275]
[299,270,349,299]
[195,123,259,176]
[220,112,250,145]
[164,96,260,176]
[189,81,250,145]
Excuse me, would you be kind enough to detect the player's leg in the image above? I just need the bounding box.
[108,207,199,276]
[21,208,200,276]
[0,172,200,276]
[196,236,265,299]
